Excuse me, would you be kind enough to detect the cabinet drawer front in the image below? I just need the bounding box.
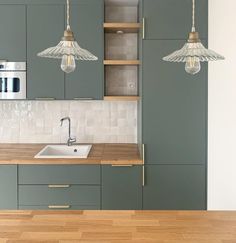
[18,165,100,185]
[19,185,100,206]
[19,205,99,210]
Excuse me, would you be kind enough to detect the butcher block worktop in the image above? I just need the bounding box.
[0,143,143,165]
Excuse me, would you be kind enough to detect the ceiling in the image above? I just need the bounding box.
[105,0,139,6]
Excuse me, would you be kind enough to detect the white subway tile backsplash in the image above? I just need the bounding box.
[0,101,137,144]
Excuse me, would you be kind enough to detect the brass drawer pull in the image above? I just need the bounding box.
[48,205,70,209]
[111,165,133,167]
[48,185,70,188]
[142,144,145,187]
[35,97,55,100]
[142,17,146,39]
[73,97,93,100]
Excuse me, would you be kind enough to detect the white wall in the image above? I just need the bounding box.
[208,0,236,210]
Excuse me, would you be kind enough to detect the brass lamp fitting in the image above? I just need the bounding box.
[188,31,200,43]
[61,29,75,41]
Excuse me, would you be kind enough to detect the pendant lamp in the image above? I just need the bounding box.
[37,0,98,73]
[163,0,224,75]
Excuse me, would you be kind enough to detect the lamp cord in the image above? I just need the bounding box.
[67,0,70,30]
[192,0,195,32]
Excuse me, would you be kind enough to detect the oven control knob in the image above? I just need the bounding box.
[0,64,4,69]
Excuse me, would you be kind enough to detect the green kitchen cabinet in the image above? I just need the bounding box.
[143,165,206,210]
[102,165,142,210]
[0,165,17,209]
[65,1,104,100]
[143,0,208,40]
[18,165,100,185]
[19,185,100,209]
[19,205,98,210]
[142,40,207,164]
[0,5,26,61]
[18,165,101,210]
[27,4,65,100]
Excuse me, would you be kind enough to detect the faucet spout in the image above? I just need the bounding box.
[60,117,76,146]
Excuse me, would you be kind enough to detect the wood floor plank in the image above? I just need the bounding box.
[0,211,235,242]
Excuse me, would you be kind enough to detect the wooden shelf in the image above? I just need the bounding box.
[104,96,140,101]
[104,23,141,33]
[104,60,140,65]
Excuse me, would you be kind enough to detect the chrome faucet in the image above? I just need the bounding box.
[60,117,76,146]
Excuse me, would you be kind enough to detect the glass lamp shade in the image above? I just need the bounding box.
[163,41,225,75]
[37,40,98,61]
[163,42,225,63]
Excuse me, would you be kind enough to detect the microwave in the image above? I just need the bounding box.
[0,61,26,99]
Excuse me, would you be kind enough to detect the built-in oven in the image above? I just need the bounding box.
[0,61,26,99]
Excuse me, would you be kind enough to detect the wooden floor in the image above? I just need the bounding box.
[0,211,236,243]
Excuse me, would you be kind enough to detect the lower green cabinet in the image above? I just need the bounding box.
[18,205,98,210]
[18,165,100,185]
[0,165,17,209]
[143,165,206,210]
[19,185,100,209]
[102,165,142,210]
[0,164,206,210]
[18,165,101,210]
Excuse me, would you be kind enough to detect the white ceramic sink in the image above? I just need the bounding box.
[34,145,92,159]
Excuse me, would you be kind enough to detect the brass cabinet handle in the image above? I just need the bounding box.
[48,185,70,188]
[111,165,133,167]
[35,97,55,100]
[73,97,93,100]
[142,144,145,186]
[48,205,70,209]
[142,17,146,39]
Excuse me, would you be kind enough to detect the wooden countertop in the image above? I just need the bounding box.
[0,210,236,242]
[0,143,143,165]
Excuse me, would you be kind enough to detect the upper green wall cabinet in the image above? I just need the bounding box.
[65,2,104,100]
[143,0,208,40]
[0,5,26,61]
[27,1,103,100]
[143,40,207,164]
[27,5,65,100]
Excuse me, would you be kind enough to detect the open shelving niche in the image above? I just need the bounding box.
[103,0,141,101]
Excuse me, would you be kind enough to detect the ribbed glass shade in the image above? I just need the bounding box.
[37,40,98,61]
[163,42,225,62]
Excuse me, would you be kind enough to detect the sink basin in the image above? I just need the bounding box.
[35,145,92,159]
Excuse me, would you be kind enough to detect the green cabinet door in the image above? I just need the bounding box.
[143,40,207,164]
[0,165,17,209]
[143,165,206,210]
[65,1,104,100]
[102,166,142,210]
[27,5,64,100]
[143,0,208,40]
[0,5,26,61]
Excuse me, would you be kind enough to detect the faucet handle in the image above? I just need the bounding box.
[67,137,76,146]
